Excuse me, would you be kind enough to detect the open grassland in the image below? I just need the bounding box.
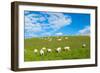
[24,36,90,62]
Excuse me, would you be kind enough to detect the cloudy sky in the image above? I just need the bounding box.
[24,11,90,38]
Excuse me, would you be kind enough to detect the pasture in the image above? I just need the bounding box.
[24,36,90,62]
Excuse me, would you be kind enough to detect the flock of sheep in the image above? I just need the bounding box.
[42,36,68,42]
[34,46,71,56]
[33,37,70,55]
[33,37,87,56]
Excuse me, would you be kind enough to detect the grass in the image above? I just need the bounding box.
[24,36,90,62]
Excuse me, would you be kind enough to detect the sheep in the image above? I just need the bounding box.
[82,43,86,48]
[42,47,46,50]
[48,38,52,42]
[44,38,46,40]
[40,49,44,55]
[44,38,47,40]
[57,38,62,41]
[65,37,68,40]
[47,49,52,53]
[56,47,61,53]
[34,49,38,54]
[64,46,70,51]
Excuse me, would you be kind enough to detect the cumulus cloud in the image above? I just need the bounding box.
[78,26,90,35]
[46,12,72,30]
[24,11,72,38]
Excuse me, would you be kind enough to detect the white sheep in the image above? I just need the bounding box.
[34,49,38,54]
[65,37,68,39]
[42,47,46,50]
[56,47,61,53]
[40,49,44,55]
[82,43,86,48]
[57,38,62,41]
[44,38,46,40]
[64,46,70,51]
[47,49,52,53]
[48,38,52,42]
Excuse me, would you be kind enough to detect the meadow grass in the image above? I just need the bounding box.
[24,36,90,61]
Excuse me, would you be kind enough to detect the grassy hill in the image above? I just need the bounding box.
[24,36,90,62]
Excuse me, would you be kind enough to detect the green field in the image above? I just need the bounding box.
[24,36,90,62]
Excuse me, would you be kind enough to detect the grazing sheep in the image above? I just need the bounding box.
[44,38,46,40]
[40,49,44,55]
[56,47,61,53]
[82,43,86,48]
[65,37,68,39]
[47,49,52,53]
[34,49,38,54]
[57,38,62,41]
[42,47,46,50]
[64,46,70,51]
[48,38,52,42]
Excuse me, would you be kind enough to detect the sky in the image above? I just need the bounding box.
[24,10,90,38]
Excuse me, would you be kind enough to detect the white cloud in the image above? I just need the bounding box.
[78,26,90,35]
[47,12,72,30]
[24,11,72,38]
[25,16,42,32]
[55,32,63,36]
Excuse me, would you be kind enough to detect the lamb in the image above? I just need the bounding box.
[56,47,62,53]
[44,38,46,40]
[65,37,68,39]
[47,49,52,53]
[34,49,38,54]
[48,38,52,42]
[57,38,62,41]
[64,46,70,51]
[82,43,86,48]
[42,47,46,50]
[40,49,44,55]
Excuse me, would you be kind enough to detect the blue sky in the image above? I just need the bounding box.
[24,11,90,38]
